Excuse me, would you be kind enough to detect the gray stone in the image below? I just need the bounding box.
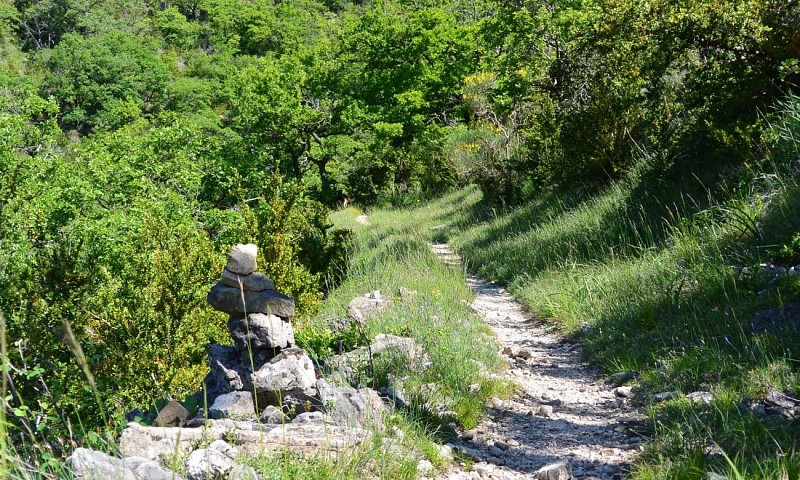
[293,411,326,423]
[227,244,258,275]
[229,464,259,480]
[706,473,729,480]
[326,334,427,384]
[316,379,386,427]
[127,457,185,480]
[687,391,714,404]
[447,444,482,462]
[614,386,633,398]
[67,448,183,480]
[228,313,294,351]
[207,282,295,317]
[538,405,554,417]
[252,347,317,407]
[154,401,190,428]
[185,440,236,480]
[488,446,505,457]
[536,460,573,480]
[67,449,136,480]
[417,459,434,476]
[764,390,800,418]
[203,345,249,402]
[654,391,682,402]
[260,405,287,424]
[346,291,390,323]
[209,391,255,421]
[608,371,638,386]
[221,268,275,292]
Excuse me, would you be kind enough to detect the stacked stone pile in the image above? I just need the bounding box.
[204,243,318,419]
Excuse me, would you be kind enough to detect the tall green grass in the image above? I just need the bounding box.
[300,203,511,432]
[421,96,800,478]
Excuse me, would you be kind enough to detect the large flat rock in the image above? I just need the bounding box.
[119,420,369,464]
[207,282,294,317]
[221,268,275,292]
[67,448,183,480]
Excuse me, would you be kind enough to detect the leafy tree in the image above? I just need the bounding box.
[41,31,171,132]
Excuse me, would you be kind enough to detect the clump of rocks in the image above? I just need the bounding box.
[203,243,317,419]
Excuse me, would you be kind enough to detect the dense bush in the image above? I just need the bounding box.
[0,87,347,441]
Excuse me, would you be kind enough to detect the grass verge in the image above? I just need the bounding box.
[415,98,800,478]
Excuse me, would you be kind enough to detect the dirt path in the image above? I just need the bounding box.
[429,242,640,480]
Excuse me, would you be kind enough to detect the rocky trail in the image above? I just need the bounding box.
[429,243,641,480]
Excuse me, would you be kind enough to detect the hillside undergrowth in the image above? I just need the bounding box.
[423,99,800,478]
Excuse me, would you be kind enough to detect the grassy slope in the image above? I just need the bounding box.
[430,103,800,478]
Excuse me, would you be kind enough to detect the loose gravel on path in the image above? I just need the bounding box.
[429,242,641,480]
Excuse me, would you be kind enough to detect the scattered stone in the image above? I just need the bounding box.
[608,371,638,387]
[653,391,682,402]
[706,473,729,480]
[460,429,477,441]
[488,445,505,457]
[494,440,509,451]
[536,459,573,480]
[764,389,800,419]
[228,313,294,351]
[260,405,286,424]
[154,400,190,428]
[226,244,258,275]
[439,444,454,460]
[346,291,390,322]
[417,459,434,476]
[687,391,714,404]
[209,391,255,421]
[487,456,504,465]
[517,349,533,360]
[448,444,482,462]
[316,379,386,427]
[751,304,800,334]
[185,440,236,480]
[538,405,554,417]
[613,386,633,398]
[221,268,275,292]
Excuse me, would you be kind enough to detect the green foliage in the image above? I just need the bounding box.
[439,96,800,477]
[773,233,800,266]
[0,88,344,445]
[41,31,171,132]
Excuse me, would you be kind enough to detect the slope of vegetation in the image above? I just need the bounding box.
[435,98,800,478]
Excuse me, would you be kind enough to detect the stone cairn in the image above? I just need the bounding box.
[204,243,318,421]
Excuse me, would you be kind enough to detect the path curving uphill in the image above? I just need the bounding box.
[430,242,640,480]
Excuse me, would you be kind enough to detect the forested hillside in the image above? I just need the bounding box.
[1,0,799,477]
